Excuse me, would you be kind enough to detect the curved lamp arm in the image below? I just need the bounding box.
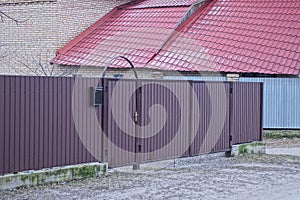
[101,55,138,79]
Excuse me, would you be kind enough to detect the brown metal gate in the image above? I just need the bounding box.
[190,81,231,155]
[138,80,192,163]
[101,79,250,167]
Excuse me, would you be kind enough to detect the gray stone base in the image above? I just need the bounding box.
[232,141,266,156]
[0,162,108,191]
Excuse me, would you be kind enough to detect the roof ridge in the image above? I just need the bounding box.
[122,0,201,10]
[124,5,190,10]
[175,0,214,32]
[144,0,213,66]
[118,0,147,9]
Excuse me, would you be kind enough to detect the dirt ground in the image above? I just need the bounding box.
[265,137,300,148]
[1,138,300,200]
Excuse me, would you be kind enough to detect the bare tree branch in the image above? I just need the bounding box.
[20,61,40,75]
[0,46,9,59]
[0,10,30,24]
[18,52,76,77]
[0,43,17,66]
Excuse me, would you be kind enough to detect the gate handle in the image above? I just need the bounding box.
[101,55,138,79]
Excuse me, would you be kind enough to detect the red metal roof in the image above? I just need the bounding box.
[52,5,190,68]
[150,0,300,75]
[52,0,300,75]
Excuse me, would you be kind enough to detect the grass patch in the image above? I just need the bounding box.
[264,130,300,139]
[238,145,249,155]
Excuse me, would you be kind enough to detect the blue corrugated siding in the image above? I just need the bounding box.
[240,78,300,129]
[164,76,226,81]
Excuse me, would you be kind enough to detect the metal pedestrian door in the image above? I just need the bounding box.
[102,78,139,167]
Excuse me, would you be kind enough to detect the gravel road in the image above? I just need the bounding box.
[1,138,300,200]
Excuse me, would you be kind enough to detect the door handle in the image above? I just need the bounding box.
[134,111,139,122]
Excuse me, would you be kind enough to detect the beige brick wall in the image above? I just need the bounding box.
[70,66,222,80]
[0,0,132,75]
[67,65,164,79]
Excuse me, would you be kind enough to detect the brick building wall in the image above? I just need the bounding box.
[0,0,132,75]
[72,66,164,79]
[70,65,222,80]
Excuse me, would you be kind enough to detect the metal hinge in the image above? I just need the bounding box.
[134,111,139,122]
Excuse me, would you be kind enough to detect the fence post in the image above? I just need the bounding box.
[101,78,108,163]
[225,82,233,157]
[259,82,264,141]
[188,80,194,156]
[133,79,141,170]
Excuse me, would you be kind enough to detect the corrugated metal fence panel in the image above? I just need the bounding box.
[231,82,263,145]
[0,76,101,175]
[0,77,4,174]
[164,76,226,81]
[190,82,231,155]
[72,77,103,165]
[105,79,136,167]
[240,78,300,129]
[139,80,191,163]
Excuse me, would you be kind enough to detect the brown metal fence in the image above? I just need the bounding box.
[0,76,263,175]
[0,76,101,175]
[231,82,263,144]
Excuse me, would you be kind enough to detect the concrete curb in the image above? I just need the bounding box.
[0,162,108,191]
[232,141,266,156]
